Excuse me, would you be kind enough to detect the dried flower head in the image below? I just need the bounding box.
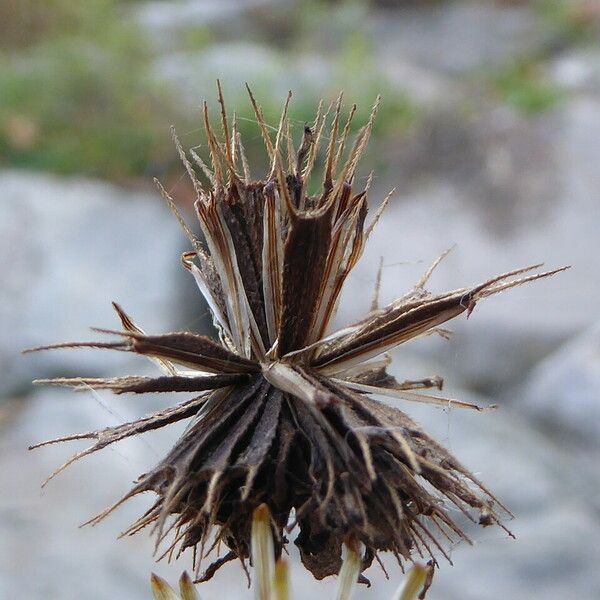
[28,83,566,586]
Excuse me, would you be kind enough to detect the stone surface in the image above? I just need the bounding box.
[152,42,289,111]
[151,41,382,117]
[337,95,600,393]
[0,387,185,600]
[550,48,600,94]
[0,170,187,397]
[371,388,600,600]
[515,321,600,518]
[131,0,270,37]
[372,2,541,76]
[517,321,600,445]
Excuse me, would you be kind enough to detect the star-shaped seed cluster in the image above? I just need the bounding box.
[29,84,565,584]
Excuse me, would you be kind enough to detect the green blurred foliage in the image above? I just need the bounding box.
[491,58,565,115]
[0,0,177,179]
[539,0,600,46]
[0,0,101,49]
[486,0,600,115]
[0,0,417,182]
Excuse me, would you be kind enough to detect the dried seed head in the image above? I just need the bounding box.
[29,84,567,586]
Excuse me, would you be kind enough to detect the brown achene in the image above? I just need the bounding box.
[28,83,567,584]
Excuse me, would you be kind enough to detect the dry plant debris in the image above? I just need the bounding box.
[149,504,432,600]
[28,83,567,587]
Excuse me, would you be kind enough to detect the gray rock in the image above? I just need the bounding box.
[0,387,187,600]
[514,320,600,519]
[152,43,290,112]
[371,2,542,76]
[0,170,185,397]
[151,42,374,116]
[518,321,600,445]
[408,503,600,600]
[363,385,600,599]
[376,55,458,107]
[131,0,270,40]
[339,95,600,392]
[550,49,600,94]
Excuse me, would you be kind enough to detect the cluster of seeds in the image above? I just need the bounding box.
[29,83,565,586]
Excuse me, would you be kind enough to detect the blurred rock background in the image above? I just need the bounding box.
[1,0,599,598]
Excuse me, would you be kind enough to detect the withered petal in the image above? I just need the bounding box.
[277,204,334,356]
[33,373,248,394]
[314,266,565,373]
[127,331,259,373]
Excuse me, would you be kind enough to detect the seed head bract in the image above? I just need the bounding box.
[28,83,567,585]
